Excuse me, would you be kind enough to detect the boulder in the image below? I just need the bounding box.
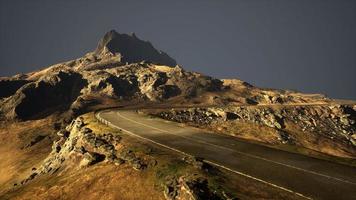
[80,152,106,167]
[182,156,207,170]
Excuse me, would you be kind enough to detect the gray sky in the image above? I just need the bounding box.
[0,0,355,99]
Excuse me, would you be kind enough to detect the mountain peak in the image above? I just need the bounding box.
[95,30,177,66]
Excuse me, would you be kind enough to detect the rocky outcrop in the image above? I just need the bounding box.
[151,105,356,156]
[1,71,87,119]
[18,116,147,186]
[82,63,222,101]
[1,61,225,120]
[83,71,137,98]
[163,174,234,200]
[137,71,179,101]
[160,155,236,200]
[156,108,220,126]
[95,30,177,66]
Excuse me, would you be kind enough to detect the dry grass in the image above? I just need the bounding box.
[0,117,56,195]
[211,121,281,144]
[280,122,356,165]
[1,113,165,200]
[5,165,164,200]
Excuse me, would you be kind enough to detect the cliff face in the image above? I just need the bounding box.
[2,71,87,119]
[95,30,177,66]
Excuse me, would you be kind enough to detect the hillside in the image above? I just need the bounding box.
[0,30,355,200]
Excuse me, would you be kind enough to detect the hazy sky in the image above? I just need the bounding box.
[0,0,355,99]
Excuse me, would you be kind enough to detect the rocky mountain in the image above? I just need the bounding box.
[0,30,223,120]
[1,30,355,200]
[95,30,177,66]
[0,30,354,154]
[0,29,331,122]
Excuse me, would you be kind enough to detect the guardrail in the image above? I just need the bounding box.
[95,111,123,132]
[95,112,109,126]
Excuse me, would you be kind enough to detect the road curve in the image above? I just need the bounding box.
[97,110,356,200]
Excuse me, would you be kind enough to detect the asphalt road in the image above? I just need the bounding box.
[97,110,356,200]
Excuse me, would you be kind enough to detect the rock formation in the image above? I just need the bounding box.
[19,116,146,186]
[1,71,87,119]
[1,30,355,199]
[95,30,177,66]
[151,105,356,157]
[0,30,225,120]
[0,29,331,121]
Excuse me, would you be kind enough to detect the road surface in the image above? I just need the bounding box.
[97,110,356,200]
